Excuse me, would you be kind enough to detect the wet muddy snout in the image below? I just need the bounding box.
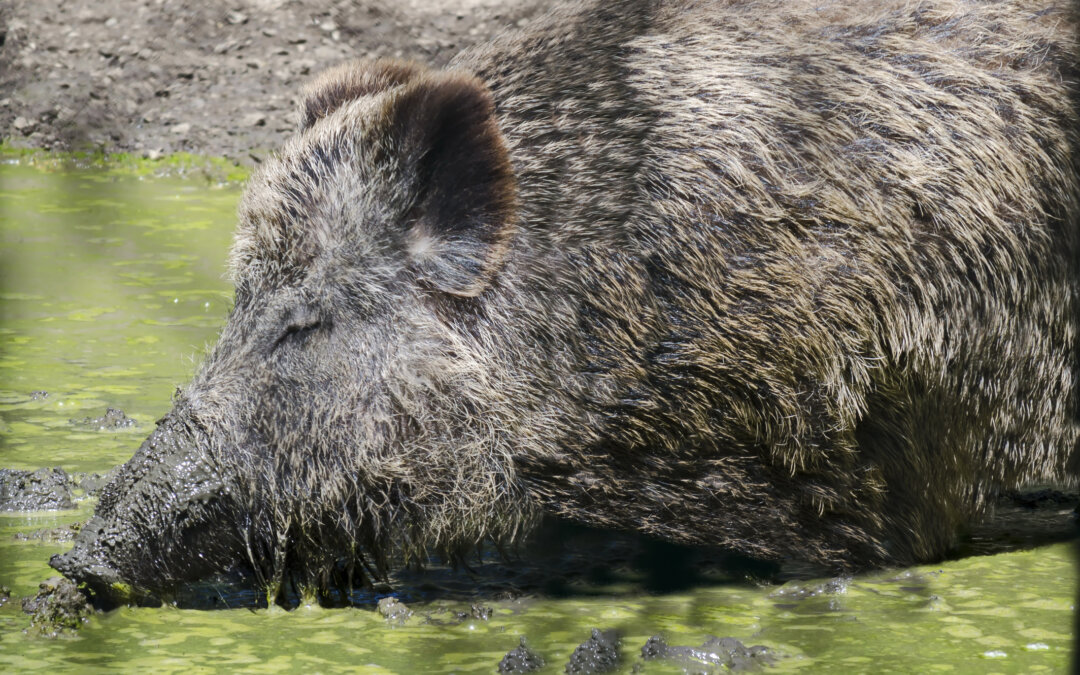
[49,411,240,602]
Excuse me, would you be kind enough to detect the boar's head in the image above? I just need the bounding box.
[52,60,537,605]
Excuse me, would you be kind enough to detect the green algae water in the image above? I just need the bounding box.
[0,158,1076,673]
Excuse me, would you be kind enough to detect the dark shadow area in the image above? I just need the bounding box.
[152,494,1080,611]
[951,489,1080,560]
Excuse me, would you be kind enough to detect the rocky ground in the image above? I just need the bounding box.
[0,0,543,165]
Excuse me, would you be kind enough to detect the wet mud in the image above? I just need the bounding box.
[0,467,109,512]
[641,635,776,672]
[498,636,545,674]
[0,469,75,511]
[565,628,620,674]
[20,577,94,638]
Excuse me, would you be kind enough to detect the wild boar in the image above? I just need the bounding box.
[53,0,1080,604]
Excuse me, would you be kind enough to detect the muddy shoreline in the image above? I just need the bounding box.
[0,0,543,165]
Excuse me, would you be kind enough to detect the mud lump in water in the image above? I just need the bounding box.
[52,0,1080,605]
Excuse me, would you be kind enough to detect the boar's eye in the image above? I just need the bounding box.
[273,318,323,351]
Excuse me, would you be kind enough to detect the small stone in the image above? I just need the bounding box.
[226,11,248,25]
[262,28,278,38]
[319,21,337,33]
[104,17,118,28]
[242,113,267,127]
[171,123,191,135]
[13,116,34,134]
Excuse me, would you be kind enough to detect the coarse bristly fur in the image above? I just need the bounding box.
[54,0,1080,604]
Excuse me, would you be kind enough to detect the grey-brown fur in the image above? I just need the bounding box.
[54,0,1080,602]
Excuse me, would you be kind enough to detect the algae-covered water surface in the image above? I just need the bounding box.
[0,158,1076,673]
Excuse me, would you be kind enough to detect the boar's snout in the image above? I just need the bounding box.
[50,410,242,603]
[49,517,125,600]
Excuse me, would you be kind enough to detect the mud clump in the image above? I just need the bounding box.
[376,596,412,624]
[0,468,75,511]
[0,467,111,511]
[14,522,84,543]
[499,636,545,674]
[69,407,136,430]
[453,603,494,622]
[73,471,111,498]
[641,635,775,672]
[21,577,93,637]
[566,629,620,674]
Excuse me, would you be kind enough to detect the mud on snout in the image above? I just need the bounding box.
[50,409,244,607]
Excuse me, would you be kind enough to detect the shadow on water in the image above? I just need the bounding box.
[169,517,790,611]
[169,494,1079,611]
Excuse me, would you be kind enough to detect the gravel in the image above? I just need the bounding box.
[0,0,544,165]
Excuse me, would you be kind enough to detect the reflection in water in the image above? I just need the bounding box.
[0,160,1075,672]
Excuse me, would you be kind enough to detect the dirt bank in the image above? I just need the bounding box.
[0,0,543,165]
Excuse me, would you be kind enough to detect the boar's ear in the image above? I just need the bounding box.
[386,72,517,297]
[298,59,427,130]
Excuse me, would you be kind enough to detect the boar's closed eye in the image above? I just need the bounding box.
[273,319,323,351]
